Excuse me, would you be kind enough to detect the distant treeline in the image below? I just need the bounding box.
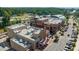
[0,7,69,16]
[0,7,71,28]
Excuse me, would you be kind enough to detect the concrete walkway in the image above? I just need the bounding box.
[74,19,79,51]
[74,34,79,51]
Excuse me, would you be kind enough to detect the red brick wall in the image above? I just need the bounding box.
[36,21,44,28]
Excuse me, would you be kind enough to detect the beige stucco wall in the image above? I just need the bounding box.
[10,39,28,51]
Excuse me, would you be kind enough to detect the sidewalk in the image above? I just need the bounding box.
[74,34,79,51]
[74,18,79,51]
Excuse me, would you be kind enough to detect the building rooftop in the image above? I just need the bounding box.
[17,26,42,42]
[53,15,66,19]
[34,15,65,22]
[0,46,9,51]
[7,24,26,30]
[37,18,48,21]
[11,38,32,48]
[44,19,62,25]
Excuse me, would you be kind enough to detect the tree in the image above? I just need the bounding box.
[0,7,71,27]
[2,16,10,27]
[54,35,59,42]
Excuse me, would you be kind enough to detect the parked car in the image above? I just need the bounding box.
[65,45,74,51]
[66,40,75,46]
[64,39,76,51]
[71,30,78,38]
[69,39,77,42]
[64,26,68,32]
[71,34,77,38]
[64,48,70,51]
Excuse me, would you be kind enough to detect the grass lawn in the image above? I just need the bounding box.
[0,28,4,33]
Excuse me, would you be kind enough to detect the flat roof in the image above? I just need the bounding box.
[17,26,42,42]
[50,20,62,24]
[44,19,62,25]
[0,37,8,43]
[37,18,48,21]
[0,46,9,51]
[53,15,65,19]
[11,38,31,48]
[7,24,25,30]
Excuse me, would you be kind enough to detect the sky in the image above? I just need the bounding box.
[0,0,79,8]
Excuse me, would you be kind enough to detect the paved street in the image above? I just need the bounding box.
[44,16,75,51]
[74,35,79,51]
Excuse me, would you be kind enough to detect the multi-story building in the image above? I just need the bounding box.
[30,15,65,34]
[0,32,10,51]
[7,24,47,51]
[44,19,64,34]
[7,24,26,38]
[6,14,66,51]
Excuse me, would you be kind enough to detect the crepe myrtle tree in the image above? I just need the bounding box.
[54,35,59,42]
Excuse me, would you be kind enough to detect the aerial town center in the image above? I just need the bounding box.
[0,8,79,51]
